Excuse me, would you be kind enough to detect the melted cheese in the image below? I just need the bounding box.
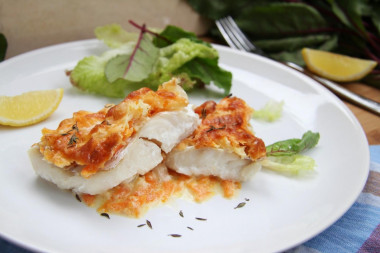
[80,165,241,218]
[35,82,265,218]
[38,79,188,178]
[78,96,264,218]
[176,96,266,160]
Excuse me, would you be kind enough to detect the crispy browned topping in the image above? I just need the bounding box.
[179,96,266,161]
[38,79,188,178]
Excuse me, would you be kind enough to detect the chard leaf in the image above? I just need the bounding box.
[269,50,305,66]
[254,34,337,52]
[153,38,219,80]
[362,71,380,89]
[236,3,327,40]
[266,131,320,157]
[327,0,367,36]
[373,13,380,36]
[371,4,380,35]
[187,0,380,86]
[267,34,338,65]
[186,0,250,20]
[105,33,159,83]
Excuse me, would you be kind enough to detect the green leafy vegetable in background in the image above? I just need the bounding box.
[69,21,232,97]
[187,0,380,87]
[0,33,7,61]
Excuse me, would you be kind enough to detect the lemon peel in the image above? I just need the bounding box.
[302,48,377,82]
[0,88,63,126]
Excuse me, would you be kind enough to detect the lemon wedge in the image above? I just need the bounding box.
[302,48,377,82]
[0,88,63,126]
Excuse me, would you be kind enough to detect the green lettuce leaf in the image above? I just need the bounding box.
[69,23,232,97]
[261,155,316,175]
[144,38,220,86]
[70,37,227,96]
[69,45,140,97]
[262,130,320,176]
[153,25,209,48]
[175,57,232,95]
[266,131,320,156]
[95,24,138,48]
[252,99,284,122]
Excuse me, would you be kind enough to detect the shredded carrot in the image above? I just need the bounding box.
[81,194,96,206]
[82,170,241,218]
[221,180,241,198]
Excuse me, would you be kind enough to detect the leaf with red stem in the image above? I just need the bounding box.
[128,20,172,46]
[104,24,159,83]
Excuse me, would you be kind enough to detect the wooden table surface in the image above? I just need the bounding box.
[342,83,380,145]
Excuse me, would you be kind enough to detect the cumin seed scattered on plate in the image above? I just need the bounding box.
[100,213,110,219]
[168,234,182,238]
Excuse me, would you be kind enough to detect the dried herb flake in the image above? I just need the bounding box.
[234,202,246,209]
[146,219,152,229]
[68,133,79,146]
[137,224,146,228]
[195,217,207,221]
[206,125,226,132]
[100,213,110,219]
[179,210,184,218]
[168,234,182,237]
[71,122,79,131]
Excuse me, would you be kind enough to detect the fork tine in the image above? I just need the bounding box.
[215,18,240,50]
[217,17,247,51]
[216,16,265,55]
[224,16,256,52]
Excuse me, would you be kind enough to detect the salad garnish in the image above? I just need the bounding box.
[69,21,232,97]
[263,131,320,175]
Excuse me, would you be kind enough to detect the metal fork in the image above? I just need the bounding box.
[216,16,380,116]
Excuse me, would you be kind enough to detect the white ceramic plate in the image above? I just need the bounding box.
[0,40,369,253]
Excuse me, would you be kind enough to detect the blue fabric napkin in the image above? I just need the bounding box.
[1,146,379,253]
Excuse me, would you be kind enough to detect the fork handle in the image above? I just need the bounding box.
[284,62,380,116]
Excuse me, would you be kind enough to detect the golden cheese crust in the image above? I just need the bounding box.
[176,96,266,161]
[38,79,188,178]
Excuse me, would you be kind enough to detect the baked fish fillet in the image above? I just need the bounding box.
[166,96,266,181]
[28,78,200,195]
